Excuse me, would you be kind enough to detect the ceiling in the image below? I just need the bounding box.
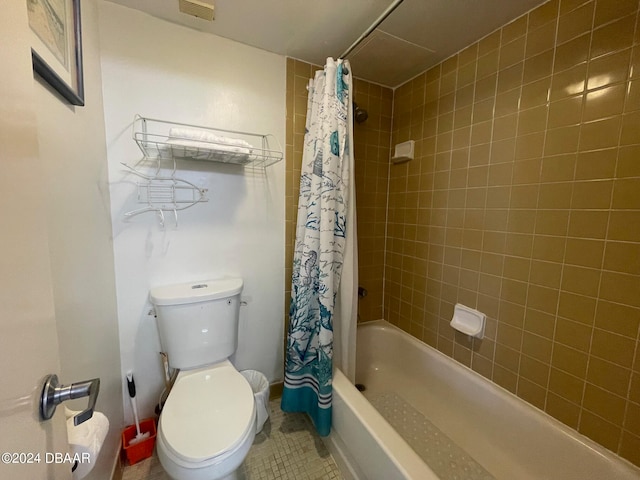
[105,0,547,88]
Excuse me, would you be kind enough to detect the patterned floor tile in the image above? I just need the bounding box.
[122,398,342,480]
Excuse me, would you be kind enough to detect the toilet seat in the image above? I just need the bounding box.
[159,361,256,464]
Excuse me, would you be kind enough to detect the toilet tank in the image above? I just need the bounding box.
[150,278,243,370]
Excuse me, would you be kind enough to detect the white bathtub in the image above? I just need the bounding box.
[327,320,640,480]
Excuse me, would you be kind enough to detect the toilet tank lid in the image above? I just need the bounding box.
[150,278,243,306]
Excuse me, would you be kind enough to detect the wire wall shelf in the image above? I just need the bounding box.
[122,115,283,227]
[121,163,208,228]
[132,115,283,168]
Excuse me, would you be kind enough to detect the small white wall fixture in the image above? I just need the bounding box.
[450,303,485,339]
[391,139,414,164]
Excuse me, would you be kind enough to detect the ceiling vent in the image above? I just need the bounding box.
[178,0,215,21]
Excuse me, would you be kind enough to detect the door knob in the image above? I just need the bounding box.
[40,374,100,426]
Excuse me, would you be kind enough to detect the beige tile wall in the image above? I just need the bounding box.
[352,79,394,322]
[284,58,310,328]
[387,0,640,466]
[285,59,393,326]
[286,0,640,466]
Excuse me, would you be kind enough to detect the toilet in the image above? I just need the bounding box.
[150,278,256,480]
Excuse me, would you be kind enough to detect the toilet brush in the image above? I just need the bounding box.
[126,372,150,445]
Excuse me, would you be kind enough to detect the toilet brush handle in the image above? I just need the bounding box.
[126,373,142,435]
[130,397,142,436]
[127,374,136,398]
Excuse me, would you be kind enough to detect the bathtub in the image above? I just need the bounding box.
[327,320,640,480]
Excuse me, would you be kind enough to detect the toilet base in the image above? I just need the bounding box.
[156,420,255,480]
[220,471,238,480]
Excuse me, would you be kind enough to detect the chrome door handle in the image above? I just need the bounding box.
[40,374,100,426]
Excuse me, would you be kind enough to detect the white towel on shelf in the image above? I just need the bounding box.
[169,127,253,148]
[165,127,254,163]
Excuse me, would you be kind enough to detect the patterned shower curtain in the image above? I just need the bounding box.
[281,58,352,436]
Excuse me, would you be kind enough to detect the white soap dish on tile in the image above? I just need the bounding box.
[391,140,414,164]
[450,303,485,339]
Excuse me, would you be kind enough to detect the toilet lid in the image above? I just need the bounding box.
[160,364,255,463]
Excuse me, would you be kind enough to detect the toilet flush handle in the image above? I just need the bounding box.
[40,374,100,426]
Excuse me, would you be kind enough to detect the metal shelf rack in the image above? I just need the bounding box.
[132,115,283,168]
[122,115,283,227]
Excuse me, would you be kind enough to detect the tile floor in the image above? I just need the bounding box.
[122,398,343,480]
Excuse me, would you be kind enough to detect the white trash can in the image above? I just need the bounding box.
[240,370,270,433]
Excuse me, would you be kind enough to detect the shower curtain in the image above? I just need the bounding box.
[281,58,357,436]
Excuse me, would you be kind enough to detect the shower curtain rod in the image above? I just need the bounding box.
[339,0,405,59]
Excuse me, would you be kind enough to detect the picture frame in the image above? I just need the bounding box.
[27,0,84,106]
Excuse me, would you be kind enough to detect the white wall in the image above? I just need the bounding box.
[98,1,286,421]
[35,1,124,478]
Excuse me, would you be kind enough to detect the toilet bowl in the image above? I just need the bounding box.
[149,278,256,480]
[157,361,256,480]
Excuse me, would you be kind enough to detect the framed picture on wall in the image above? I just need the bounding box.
[27,0,84,106]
